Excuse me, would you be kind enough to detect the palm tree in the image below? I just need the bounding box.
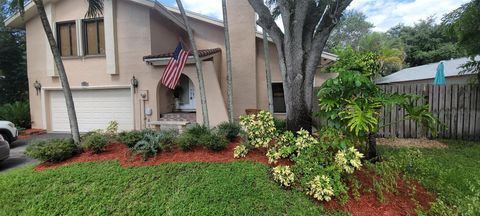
[10,0,80,144]
[176,0,210,127]
[262,30,274,113]
[222,0,234,123]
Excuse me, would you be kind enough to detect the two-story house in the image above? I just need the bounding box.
[6,0,337,132]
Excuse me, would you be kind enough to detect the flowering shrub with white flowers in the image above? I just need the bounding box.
[272,165,295,187]
[306,175,335,201]
[239,111,276,148]
[233,144,249,158]
[335,147,364,174]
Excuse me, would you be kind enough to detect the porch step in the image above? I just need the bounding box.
[161,112,196,123]
[149,120,191,133]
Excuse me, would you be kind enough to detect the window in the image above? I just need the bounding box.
[56,22,77,57]
[83,19,105,55]
[272,83,286,113]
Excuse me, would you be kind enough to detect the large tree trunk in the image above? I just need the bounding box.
[262,30,274,113]
[176,0,209,127]
[248,0,352,132]
[284,77,313,132]
[33,0,80,144]
[222,0,234,123]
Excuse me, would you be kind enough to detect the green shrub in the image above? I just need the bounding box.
[26,139,79,162]
[81,132,109,153]
[186,124,210,137]
[176,124,209,151]
[131,130,179,160]
[117,130,144,148]
[0,101,31,129]
[273,118,287,133]
[240,111,277,148]
[216,122,241,141]
[200,131,229,151]
[176,132,197,151]
[132,131,161,160]
[157,130,178,152]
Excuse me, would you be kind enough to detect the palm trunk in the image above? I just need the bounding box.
[262,30,274,113]
[176,0,209,127]
[222,0,234,123]
[33,0,80,144]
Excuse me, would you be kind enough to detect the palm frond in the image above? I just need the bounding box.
[85,0,104,18]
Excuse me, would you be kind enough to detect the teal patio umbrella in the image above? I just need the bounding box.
[433,61,446,85]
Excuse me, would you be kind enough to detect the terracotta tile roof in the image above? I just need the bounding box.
[143,48,221,60]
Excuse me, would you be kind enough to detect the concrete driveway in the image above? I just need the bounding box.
[0,133,70,172]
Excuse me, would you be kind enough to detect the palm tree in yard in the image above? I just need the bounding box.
[263,30,274,113]
[175,0,210,127]
[222,0,234,123]
[10,0,81,144]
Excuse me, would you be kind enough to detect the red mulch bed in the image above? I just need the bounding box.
[18,128,46,139]
[35,139,291,171]
[323,169,434,216]
[34,139,434,215]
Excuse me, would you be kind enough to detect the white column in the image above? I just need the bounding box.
[104,0,118,75]
[45,3,58,77]
[76,19,84,56]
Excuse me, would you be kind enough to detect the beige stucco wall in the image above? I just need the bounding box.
[22,0,337,131]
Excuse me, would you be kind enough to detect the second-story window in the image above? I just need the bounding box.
[57,21,77,57]
[83,18,105,55]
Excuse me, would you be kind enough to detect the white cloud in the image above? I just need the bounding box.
[165,0,469,32]
[173,0,223,19]
[349,0,470,32]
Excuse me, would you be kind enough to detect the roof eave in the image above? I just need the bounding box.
[144,54,217,66]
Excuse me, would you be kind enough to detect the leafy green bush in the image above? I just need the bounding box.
[0,101,31,129]
[272,165,295,187]
[117,130,144,148]
[176,124,210,151]
[200,131,228,151]
[81,132,109,153]
[26,139,79,162]
[176,132,197,151]
[233,144,249,158]
[131,130,179,160]
[240,110,276,148]
[273,118,287,133]
[133,131,161,160]
[216,121,241,141]
[157,130,178,152]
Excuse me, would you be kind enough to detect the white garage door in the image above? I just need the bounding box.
[50,89,134,132]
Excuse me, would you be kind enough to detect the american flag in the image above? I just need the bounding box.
[161,42,189,89]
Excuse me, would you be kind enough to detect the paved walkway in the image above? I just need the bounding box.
[0,133,70,172]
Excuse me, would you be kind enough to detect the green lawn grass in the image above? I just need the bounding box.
[0,161,344,215]
[379,139,480,215]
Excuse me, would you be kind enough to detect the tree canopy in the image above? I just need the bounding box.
[443,0,480,82]
[387,18,465,67]
[325,10,374,51]
[0,0,28,105]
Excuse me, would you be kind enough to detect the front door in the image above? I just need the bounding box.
[177,75,195,111]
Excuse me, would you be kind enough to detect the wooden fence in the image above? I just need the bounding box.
[314,84,480,141]
[377,84,480,140]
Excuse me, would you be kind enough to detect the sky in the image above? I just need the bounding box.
[159,0,470,32]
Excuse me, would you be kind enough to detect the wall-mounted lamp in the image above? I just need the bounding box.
[131,76,139,92]
[34,80,42,96]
